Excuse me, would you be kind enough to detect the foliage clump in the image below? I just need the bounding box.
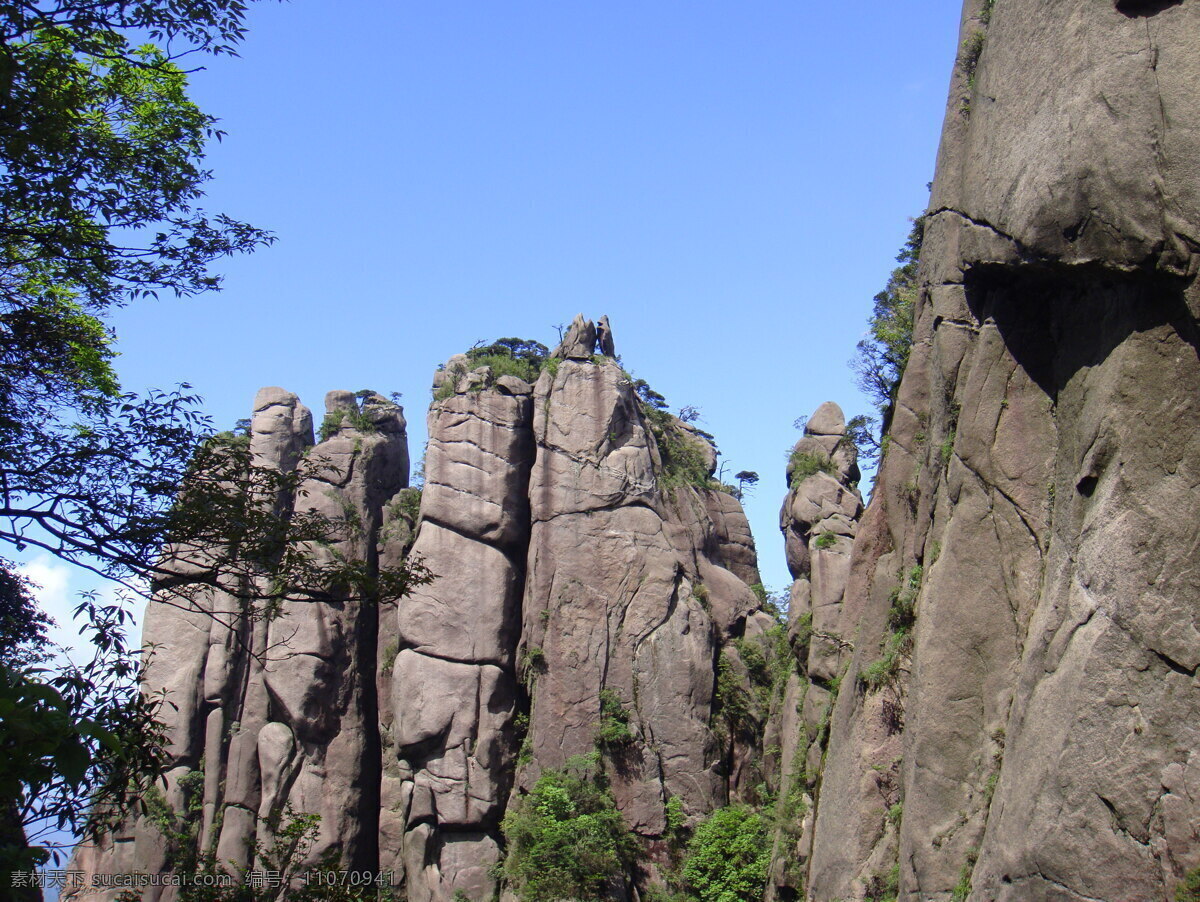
[860,565,922,692]
[864,863,901,902]
[712,654,754,740]
[148,800,381,900]
[849,217,924,463]
[679,804,771,902]
[787,448,835,489]
[596,688,635,748]
[318,405,379,442]
[500,754,637,902]
[434,337,552,401]
[466,337,551,382]
[1177,866,1200,902]
[951,850,978,902]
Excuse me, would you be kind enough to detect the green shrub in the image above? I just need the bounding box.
[814,532,837,550]
[859,635,904,692]
[864,862,900,902]
[388,486,422,524]
[433,377,457,402]
[466,337,550,382]
[951,850,977,902]
[596,688,634,748]
[787,449,835,489]
[1177,867,1200,901]
[630,376,715,492]
[380,640,399,675]
[680,805,770,902]
[713,655,753,737]
[860,565,923,691]
[319,405,378,441]
[521,645,546,681]
[851,217,923,443]
[319,407,346,441]
[961,29,986,107]
[433,337,551,402]
[501,756,637,902]
[665,796,686,840]
[516,712,533,767]
[733,638,770,690]
[940,429,956,467]
[657,424,713,491]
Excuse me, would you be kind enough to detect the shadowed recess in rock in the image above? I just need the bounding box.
[962,263,1199,398]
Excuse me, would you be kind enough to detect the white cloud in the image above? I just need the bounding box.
[17,555,81,657]
[15,555,147,665]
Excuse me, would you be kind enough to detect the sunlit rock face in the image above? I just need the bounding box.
[392,322,771,899]
[775,2,1200,899]
[68,318,774,902]
[67,388,409,902]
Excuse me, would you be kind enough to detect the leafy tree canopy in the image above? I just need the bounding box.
[850,216,924,453]
[501,755,637,902]
[0,0,426,874]
[680,804,771,902]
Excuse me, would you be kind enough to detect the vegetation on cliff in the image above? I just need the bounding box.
[850,216,924,460]
[501,756,638,902]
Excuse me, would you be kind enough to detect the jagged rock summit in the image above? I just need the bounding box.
[68,317,779,902]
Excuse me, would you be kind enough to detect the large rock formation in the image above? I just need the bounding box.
[765,404,865,899]
[382,362,535,901]
[68,318,773,902]
[516,354,769,844]
[68,389,410,901]
[773,2,1200,899]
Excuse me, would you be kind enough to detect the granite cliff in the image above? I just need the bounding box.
[768,1,1200,899]
[68,318,778,901]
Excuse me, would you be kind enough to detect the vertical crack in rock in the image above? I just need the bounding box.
[383,361,535,902]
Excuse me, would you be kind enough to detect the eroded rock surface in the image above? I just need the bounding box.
[69,319,772,902]
[778,2,1200,900]
[382,363,534,902]
[68,389,409,901]
[764,405,865,900]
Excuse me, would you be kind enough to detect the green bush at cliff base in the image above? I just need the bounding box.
[680,804,770,902]
[1177,867,1200,902]
[501,755,637,902]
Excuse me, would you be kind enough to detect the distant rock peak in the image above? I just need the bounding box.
[551,312,617,360]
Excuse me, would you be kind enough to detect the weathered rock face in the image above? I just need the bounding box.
[777,2,1200,900]
[69,318,772,902]
[516,356,766,847]
[68,389,410,901]
[382,365,534,902]
[764,405,865,899]
[396,325,772,897]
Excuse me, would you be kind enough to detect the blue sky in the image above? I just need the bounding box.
[34,0,962,644]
